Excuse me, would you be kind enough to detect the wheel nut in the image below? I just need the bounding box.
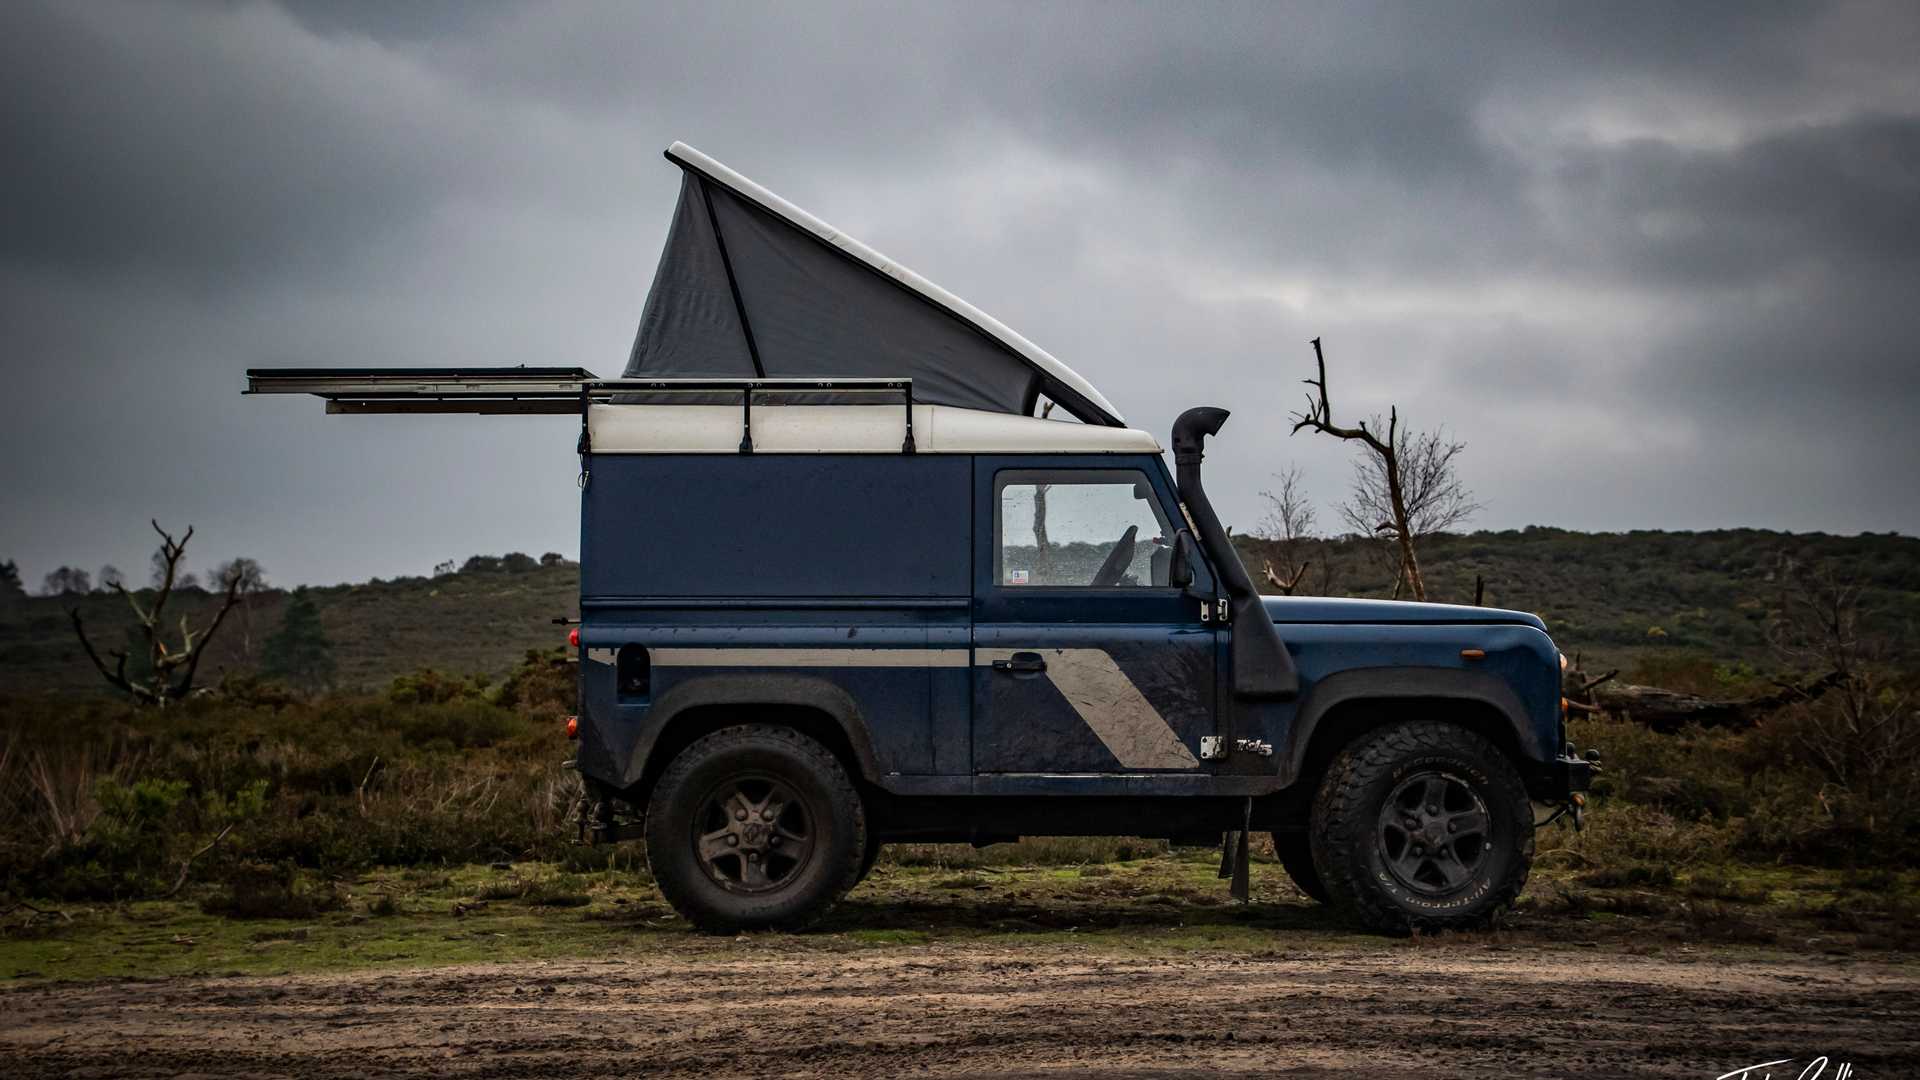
[1448,822,1458,833]
[762,810,775,821]
[726,835,738,847]
[1413,844,1424,855]
[747,852,759,862]
[770,836,781,846]
[1426,805,1439,815]
[735,809,747,821]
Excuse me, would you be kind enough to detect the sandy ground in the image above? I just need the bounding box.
[3,943,1916,1078]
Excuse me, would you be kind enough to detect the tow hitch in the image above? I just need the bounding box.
[1539,746,1602,832]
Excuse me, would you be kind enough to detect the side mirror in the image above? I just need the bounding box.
[1169,530,1197,590]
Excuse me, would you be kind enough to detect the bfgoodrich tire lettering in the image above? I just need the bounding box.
[1309,720,1533,933]
[645,724,867,932]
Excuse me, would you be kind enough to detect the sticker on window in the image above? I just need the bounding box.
[1007,569,1030,585]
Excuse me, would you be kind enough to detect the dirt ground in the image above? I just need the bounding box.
[4,942,1916,1079]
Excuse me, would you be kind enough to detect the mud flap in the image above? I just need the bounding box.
[1216,797,1253,903]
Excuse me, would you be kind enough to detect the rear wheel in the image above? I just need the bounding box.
[1270,830,1329,903]
[645,724,867,932]
[1310,720,1533,933]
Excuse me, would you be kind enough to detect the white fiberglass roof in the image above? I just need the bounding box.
[589,403,1160,455]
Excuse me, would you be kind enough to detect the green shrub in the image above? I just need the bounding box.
[390,701,524,749]
[385,668,488,707]
[200,861,344,919]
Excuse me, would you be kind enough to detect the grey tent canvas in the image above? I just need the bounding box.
[625,143,1125,427]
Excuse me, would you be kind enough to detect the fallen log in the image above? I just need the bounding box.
[1571,669,1844,733]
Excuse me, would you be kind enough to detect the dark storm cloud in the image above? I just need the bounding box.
[1,0,1916,587]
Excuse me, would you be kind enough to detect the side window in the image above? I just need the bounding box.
[996,469,1174,588]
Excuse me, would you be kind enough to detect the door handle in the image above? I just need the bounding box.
[992,651,1047,673]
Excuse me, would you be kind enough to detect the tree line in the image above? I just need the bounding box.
[2,534,577,705]
[16,552,573,598]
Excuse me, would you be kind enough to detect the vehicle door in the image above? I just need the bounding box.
[971,457,1219,777]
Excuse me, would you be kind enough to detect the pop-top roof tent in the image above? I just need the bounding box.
[629,143,1124,428]
[247,142,1140,453]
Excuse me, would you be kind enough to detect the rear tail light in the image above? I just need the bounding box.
[565,715,579,739]
[568,627,580,648]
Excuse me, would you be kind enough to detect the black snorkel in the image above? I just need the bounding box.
[1173,407,1299,700]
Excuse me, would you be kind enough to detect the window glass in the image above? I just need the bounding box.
[996,470,1174,588]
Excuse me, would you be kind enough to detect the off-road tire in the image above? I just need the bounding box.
[645,724,867,932]
[1309,720,1533,933]
[1270,830,1329,904]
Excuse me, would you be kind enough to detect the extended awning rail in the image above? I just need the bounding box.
[244,368,918,452]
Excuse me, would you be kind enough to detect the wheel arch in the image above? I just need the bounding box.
[1287,667,1543,792]
[629,674,882,801]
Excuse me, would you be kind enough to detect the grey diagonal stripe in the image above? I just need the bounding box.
[977,648,1199,770]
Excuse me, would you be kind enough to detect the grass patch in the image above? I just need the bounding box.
[4,853,1917,983]
[1577,863,1676,889]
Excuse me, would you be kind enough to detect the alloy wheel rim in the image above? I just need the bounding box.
[1376,770,1491,897]
[694,774,816,894]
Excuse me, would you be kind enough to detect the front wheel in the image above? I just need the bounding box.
[1310,720,1533,933]
[645,725,867,932]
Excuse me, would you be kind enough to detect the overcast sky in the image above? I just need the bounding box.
[3,1,1917,588]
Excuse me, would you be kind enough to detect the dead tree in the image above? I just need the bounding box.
[1257,466,1315,595]
[1766,560,1919,816]
[1290,338,1477,602]
[69,521,245,706]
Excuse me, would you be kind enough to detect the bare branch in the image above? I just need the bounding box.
[0,898,73,923]
[68,521,246,705]
[1255,466,1317,595]
[67,608,149,703]
[165,823,234,898]
[1338,425,1481,539]
[173,568,245,697]
[1287,338,1393,454]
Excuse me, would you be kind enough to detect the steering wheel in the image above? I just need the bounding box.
[1089,525,1139,587]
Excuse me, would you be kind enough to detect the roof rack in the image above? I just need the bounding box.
[245,367,600,414]
[245,368,918,453]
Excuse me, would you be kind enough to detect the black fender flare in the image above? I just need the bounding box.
[627,673,883,788]
[1284,666,1544,784]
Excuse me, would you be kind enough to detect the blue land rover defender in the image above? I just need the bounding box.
[250,143,1595,933]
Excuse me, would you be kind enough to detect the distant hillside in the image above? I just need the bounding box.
[3,529,1914,696]
[0,563,579,697]
[1234,527,1919,672]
